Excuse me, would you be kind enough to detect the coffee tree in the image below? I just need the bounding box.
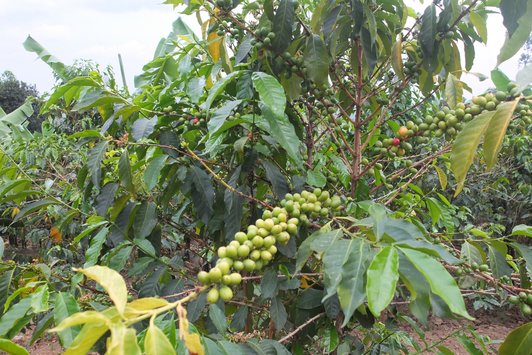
[0,0,531,354]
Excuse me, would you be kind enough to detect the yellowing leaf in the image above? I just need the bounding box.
[450,110,495,196]
[74,266,128,315]
[107,325,141,355]
[483,99,519,170]
[126,297,169,315]
[145,319,176,355]
[64,307,119,355]
[177,303,204,355]
[11,207,20,218]
[50,311,110,332]
[434,166,448,190]
[128,297,168,310]
[300,276,311,289]
[182,332,204,355]
[207,30,222,63]
[391,35,404,80]
[445,73,463,108]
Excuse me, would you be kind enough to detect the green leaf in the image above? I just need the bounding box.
[391,35,404,80]
[75,266,128,315]
[209,304,227,334]
[458,334,483,355]
[487,243,513,278]
[0,100,33,139]
[252,72,286,118]
[462,35,475,71]
[72,220,108,245]
[304,34,329,86]
[118,151,135,194]
[87,141,109,188]
[499,322,532,355]
[270,296,287,330]
[420,4,438,72]
[186,293,206,323]
[501,0,528,36]
[23,35,65,79]
[450,110,495,196]
[230,306,248,332]
[0,298,32,337]
[145,321,176,355]
[84,227,109,267]
[398,248,472,319]
[205,71,242,110]
[29,312,54,345]
[235,36,253,64]
[306,170,327,188]
[461,241,484,266]
[366,247,399,317]
[512,225,532,237]
[322,239,358,307]
[133,201,157,239]
[260,269,279,299]
[445,73,463,109]
[295,229,342,273]
[261,105,301,164]
[261,160,289,199]
[4,285,35,313]
[131,117,156,141]
[54,293,80,347]
[382,217,423,242]
[208,100,242,135]
[0,268,15,311]
[297,288,324,310]
[336,239,371,327]
[31,285,49,313]
[322,324,339,353]
[360,27,378,75]
[0,338,29,355]
[491,68,511,91]
[497,0,532,65]
[189,165,215,224]
[13,198,58,223]
[144,155,168,192]
[469,12,487,43]
[72,90,125,112]
[516,64,532,92]
[272,0,294,54]
[483,99,519,170]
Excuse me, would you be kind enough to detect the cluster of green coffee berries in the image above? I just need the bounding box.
[455,262,490,276]
[419,82,527,140]
[509,292,532,316]
[371,82,528,160]
[281,189,341,225]
[160,105,206,130]
[215,20,242,38]
[251,28,276,51]
[197,189,342,303]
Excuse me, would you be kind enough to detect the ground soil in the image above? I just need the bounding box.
[397,304,528,354]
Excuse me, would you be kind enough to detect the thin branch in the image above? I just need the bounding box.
[279,312,325,344]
